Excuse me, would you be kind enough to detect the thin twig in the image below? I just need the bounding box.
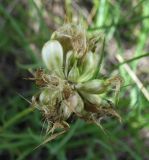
[116,54,149,101]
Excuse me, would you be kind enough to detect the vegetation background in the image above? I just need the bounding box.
[0,0,149,159]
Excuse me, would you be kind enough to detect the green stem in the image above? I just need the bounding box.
[116,52,149,67]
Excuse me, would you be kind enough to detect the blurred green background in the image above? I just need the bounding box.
[0,0,149,159]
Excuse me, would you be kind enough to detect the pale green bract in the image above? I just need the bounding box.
[64,51,75,77]
[75,79,107,94]
[78,51,99,83]
[67,61,80,82]
[42,40,64,78]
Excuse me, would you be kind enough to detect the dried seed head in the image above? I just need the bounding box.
[31,23,122,144]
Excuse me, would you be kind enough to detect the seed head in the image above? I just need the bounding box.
[31,23,123,143]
